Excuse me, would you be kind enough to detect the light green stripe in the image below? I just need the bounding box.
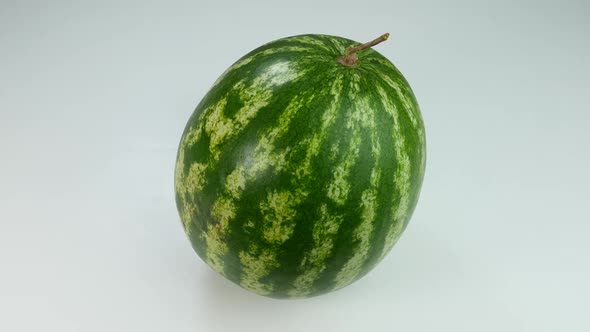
[346,94,375,129]
[176,60,289,236]
[194,61,308,274]
[289,204,343,297]
[260,190,301,244]
[326,91,371,206]
[326,132,360,205]
[286,75,346,296]
[374,70,419,128]
[376,84,412,261]
[294,35,332,52]
[333,97,381,289]
[348,72,361,98]
[333,188,379,290]
[239,72,346,293]
[203,97,231,159]
[225,166,246,199]
[237,92,317,292]
[201,196,236,275]
[245,92,313,178]
[295,73,344,179]
[206,61,302,161]
[211,45,317,89]
[175,127,207,234]
[239,247,280,295]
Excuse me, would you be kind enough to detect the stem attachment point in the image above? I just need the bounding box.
[337,33,390,67]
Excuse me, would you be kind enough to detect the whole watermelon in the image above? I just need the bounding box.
[175,33,426,298]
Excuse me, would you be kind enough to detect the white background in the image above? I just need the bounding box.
[1,0,589,331]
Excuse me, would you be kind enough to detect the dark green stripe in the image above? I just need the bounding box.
[219,67,335,289]
[356,82,399,275]
[259,73,346,296]
[310,73,377,294]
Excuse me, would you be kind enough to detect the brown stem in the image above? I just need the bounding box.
[336,33,390,67]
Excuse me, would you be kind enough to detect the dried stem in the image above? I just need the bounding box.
[337,33,390,67]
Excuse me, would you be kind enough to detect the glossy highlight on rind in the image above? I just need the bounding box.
[175,34,426,298]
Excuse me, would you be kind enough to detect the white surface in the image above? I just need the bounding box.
[1,1,589,331]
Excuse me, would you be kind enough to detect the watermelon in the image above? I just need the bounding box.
[175,33,426,298]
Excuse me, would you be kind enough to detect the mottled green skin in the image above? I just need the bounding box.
[175,34,426,298]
